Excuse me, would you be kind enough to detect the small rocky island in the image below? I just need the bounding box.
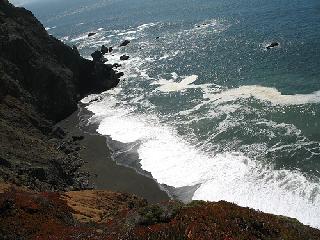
[0,1,319,239]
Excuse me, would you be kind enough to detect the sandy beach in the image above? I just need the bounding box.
[58,106,169,203]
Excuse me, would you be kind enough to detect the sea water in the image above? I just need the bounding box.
[23,0,320,228]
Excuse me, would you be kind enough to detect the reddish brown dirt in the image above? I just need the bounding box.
[0,184,319,240]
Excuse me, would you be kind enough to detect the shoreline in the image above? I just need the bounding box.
[58,105,170,203]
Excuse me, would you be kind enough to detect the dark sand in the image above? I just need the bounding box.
[58,106,169,203]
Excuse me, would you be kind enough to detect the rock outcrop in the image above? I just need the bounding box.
[120,39,131,47]
[120,55,130,61]
[88,32,96,37]
[0,1,120,191]
[266,42,279,49]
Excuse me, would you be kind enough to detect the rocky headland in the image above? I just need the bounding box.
[0,1,320,239]
[0,0,121,191]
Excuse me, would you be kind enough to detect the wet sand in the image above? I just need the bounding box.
[58,106,169,203]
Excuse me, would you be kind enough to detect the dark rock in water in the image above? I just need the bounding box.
[120,40,130,47]
[156,37,160,39]
[117,72,124,77]
[88,32,96,37]
[266,42,279,49]
[101,45,108,54]
[72,135,84,142]
[92,50,108,63]
[112,63,121,68]
[108,47,113,52]
[91,50,103,62]
[120,55,130,61]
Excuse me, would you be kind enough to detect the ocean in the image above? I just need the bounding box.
[22,0,320,228]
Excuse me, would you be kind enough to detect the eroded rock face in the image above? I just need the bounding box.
[0,1,120,191]
[0,2,120,121]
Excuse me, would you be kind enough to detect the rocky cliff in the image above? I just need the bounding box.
[0,0,121,191]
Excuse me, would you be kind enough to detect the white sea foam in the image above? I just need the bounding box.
[45,26,56,31]
[85,92,320,229]
[152,75,198,92]
[204,85,320,106]
[187,19,231,35]
[60,36,69,42]
[137,22,158,31]
[152,74,212,93]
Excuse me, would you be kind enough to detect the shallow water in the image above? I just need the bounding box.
[25,0,320,228]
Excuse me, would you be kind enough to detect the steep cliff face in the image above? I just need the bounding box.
[0,0,120,121]
[0,0,121,191]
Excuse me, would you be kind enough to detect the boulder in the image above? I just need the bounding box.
[116,72,124,77]
[88,32,96,37]
[91,50,103,62]
[120,55,130,61]
[72,45,80,55]
[101,45,108,54]
[120,40,130,47]
[266,42,279,49]
[112,63,121,68]
[108,47,113,52]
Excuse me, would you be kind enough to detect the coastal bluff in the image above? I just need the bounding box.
[0,1,320,239]
[0,0,120,191]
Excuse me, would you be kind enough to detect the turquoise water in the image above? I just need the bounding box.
[24,0,320,228]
